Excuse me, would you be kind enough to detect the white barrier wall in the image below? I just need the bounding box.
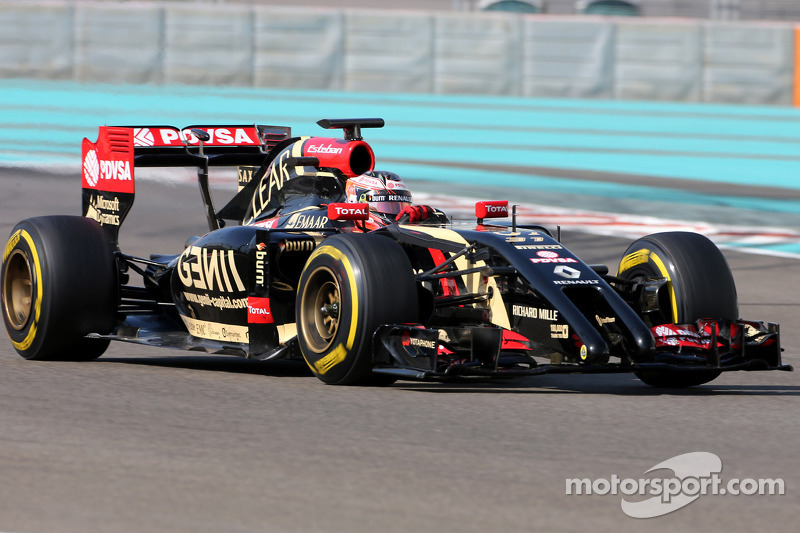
[75,4,164,84]
[0,1,795,105]
[615,21,703,102]
[0,3,73,79]
[434,13,523,95]
[523,19,614,98]
[164,4,254,86]
[704,23,794,104]
[256,8,344,89]
[345,11,433,93]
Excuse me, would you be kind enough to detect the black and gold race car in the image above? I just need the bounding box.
[1,118,790,386]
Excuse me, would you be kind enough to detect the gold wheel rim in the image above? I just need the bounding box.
[300,267,341,354]
[3,249,33,330]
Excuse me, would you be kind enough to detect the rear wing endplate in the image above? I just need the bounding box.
[81,124,291,246]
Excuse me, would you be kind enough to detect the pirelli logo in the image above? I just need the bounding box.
[619,249,651,272]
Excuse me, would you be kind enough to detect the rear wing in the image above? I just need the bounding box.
[81,124,291,245]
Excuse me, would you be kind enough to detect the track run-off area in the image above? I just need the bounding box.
[2,78,800,256]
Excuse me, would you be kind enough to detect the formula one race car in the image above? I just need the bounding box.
[1,118,791,387]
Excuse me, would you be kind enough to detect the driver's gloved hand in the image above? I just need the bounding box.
[395,205,435,224]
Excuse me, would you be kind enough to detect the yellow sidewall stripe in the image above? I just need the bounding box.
[306,244,359,376]
[648,251,678,323]
[3,231,21,262]
[10,229,43,351]
[313,343,348,375]
[619,247,679,323]
[617,248,650,274]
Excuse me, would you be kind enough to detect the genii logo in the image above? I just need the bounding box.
[177,246,246,293]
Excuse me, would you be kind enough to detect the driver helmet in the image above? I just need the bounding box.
[345,170,412,217]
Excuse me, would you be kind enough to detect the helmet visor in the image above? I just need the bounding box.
[365,191,412,215]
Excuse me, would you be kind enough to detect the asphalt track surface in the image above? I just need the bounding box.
[1,170,799,533]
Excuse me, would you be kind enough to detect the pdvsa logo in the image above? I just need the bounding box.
[530,251,577,264]
[133,128,155,147]
[82,149,131,187]
[132,127,258,147]
[83,149,100,187]
[182,128,256,145]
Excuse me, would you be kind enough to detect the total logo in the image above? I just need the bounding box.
[328,203,369,221]
[484,204,507,215]
[476,201,508,219]
[247,297,273,324]
[332,206,366,217]
[530,251,577,264]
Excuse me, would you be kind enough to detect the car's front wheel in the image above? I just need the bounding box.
[296,233,418,385]
[617,231,738,388]
[2,216,117,360]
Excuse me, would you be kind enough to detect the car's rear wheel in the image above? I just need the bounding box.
[617,231,738,388]
[2,216,117,360]
[296,233,418,385]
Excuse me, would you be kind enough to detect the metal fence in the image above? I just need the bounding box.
[125,0,800,20]
[0,1,796,104]
[14,1,800,20]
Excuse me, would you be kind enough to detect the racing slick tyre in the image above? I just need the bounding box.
[2,216,117,361]
[296,233,418,385]
[617,231,738,388]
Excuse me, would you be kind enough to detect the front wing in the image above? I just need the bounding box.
[370,320,791,382]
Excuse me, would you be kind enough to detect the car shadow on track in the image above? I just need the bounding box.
[95,353,800,395]
[98,355,313,378]
[395,373,800,396]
